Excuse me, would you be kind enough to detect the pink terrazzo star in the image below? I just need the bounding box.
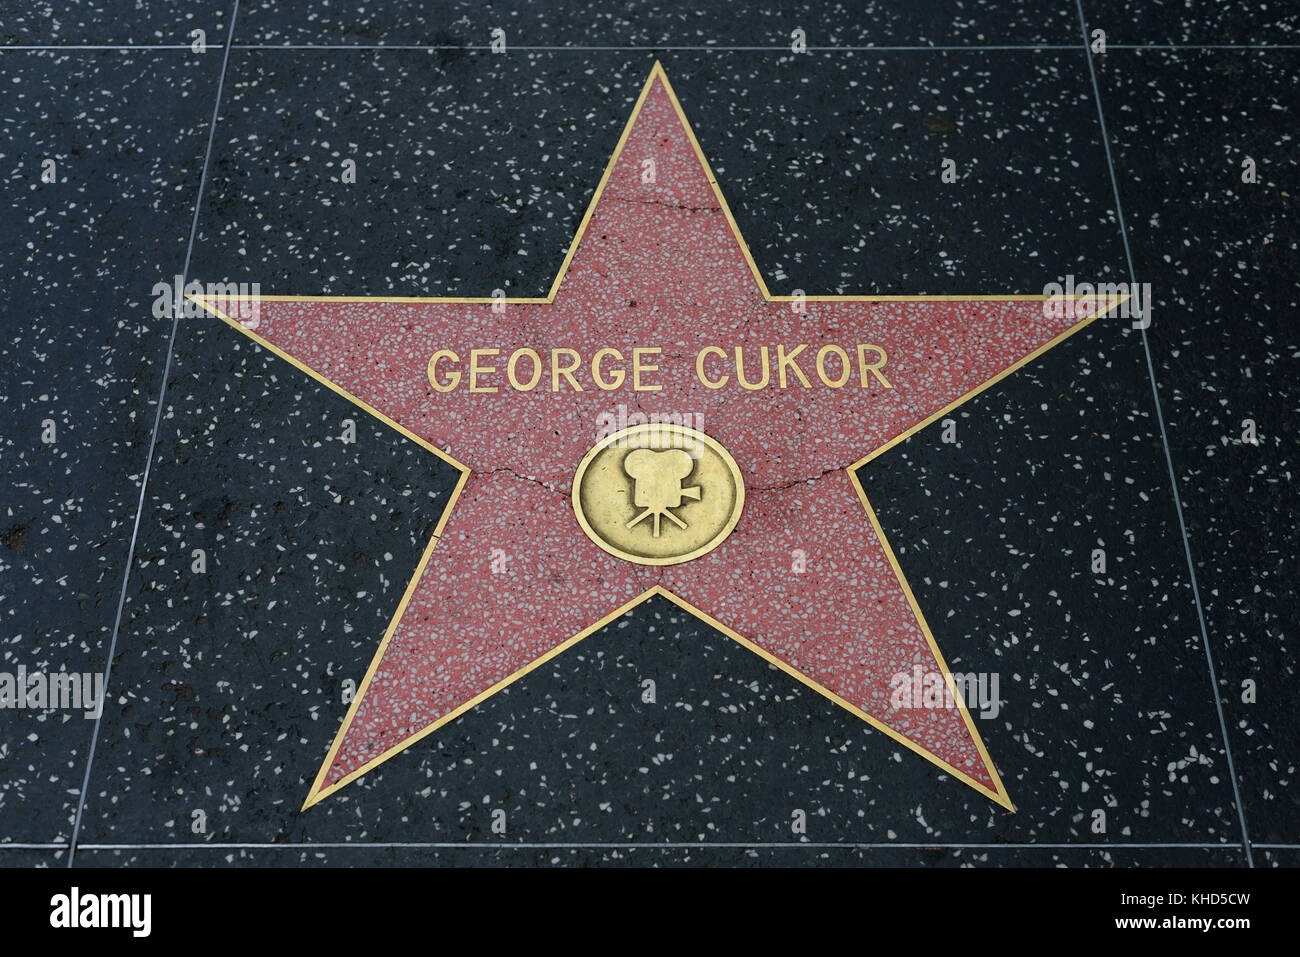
[200,64,1112,810]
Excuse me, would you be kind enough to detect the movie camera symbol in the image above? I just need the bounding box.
[623,448,701,538]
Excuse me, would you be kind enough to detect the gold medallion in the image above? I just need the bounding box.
[572,424,745,566]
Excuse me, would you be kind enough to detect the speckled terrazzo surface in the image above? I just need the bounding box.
[0,2,1295,868]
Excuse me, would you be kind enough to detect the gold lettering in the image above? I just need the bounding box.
[592,348,625,391]
[816,345,851,388]
[427,349,461,392]
[469,348,499,393]
[506,348,542,391]
[551,348,583,392]
[857,343,893,389]
[777,344,811,388]
[632,347,662,392]
[734,345,770,390]
[695,346,728,389]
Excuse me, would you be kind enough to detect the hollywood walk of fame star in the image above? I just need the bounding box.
[194,63,1122,812]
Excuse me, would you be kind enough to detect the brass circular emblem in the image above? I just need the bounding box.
[572,424,745,566]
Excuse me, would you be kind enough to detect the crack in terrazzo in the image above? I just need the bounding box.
[745,464,849,493]
[471,465,568,497]
[605,194,722,214]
